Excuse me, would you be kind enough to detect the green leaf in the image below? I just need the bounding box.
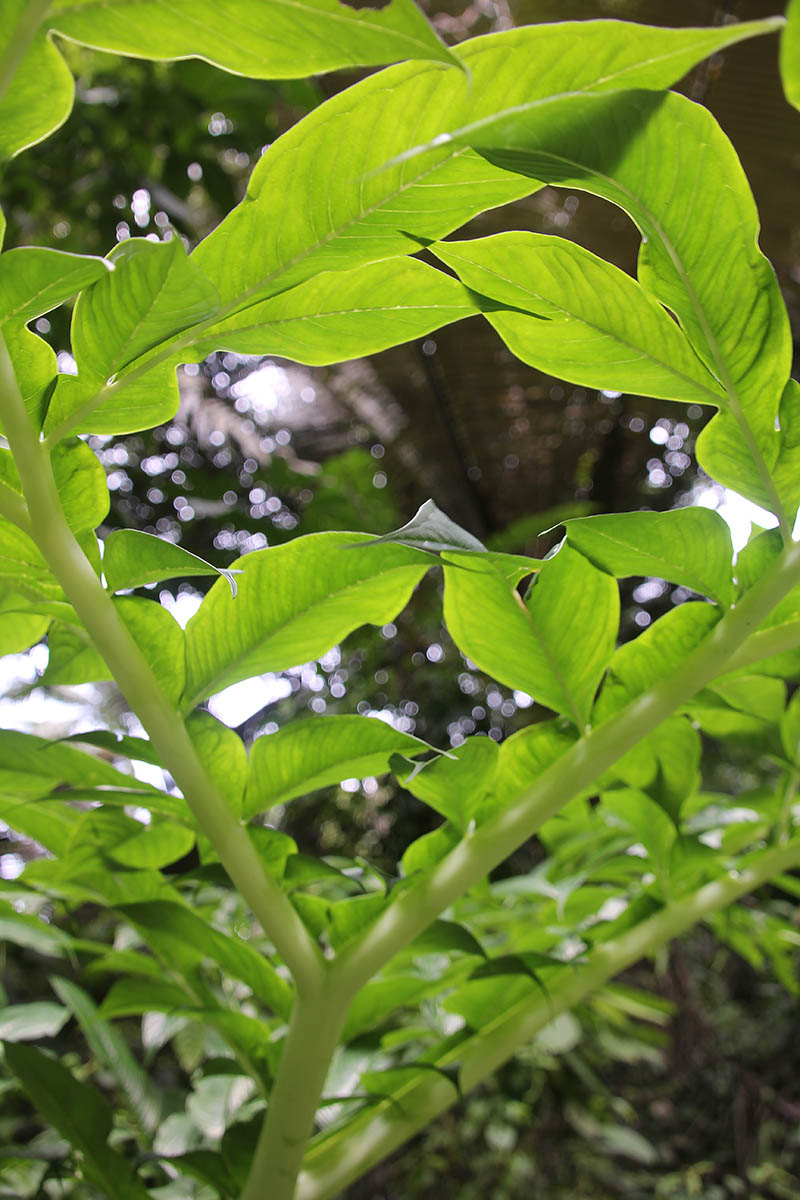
[400,823,460,878]
[40,622,112,687]
[494,721,578,809]
[782,688,800,762]
[1,324,57,432]
[103,528,241,596]
[0,729,160,792]
[328,893,388,951]
[115,596,186,706]
[782,0,800,110]
[189,258,479,366]
[51,437,110,534]
[393,736,498,830]
[0,586,50,654]
[2,1042,151,1199]
[563,508,734,607]
[595,603,720,719]
[44,238,219,438]
[182,533,431,709]
[244,715,429,819]
[185,712,248,816]
[433,234,723,406]
[106,819,196,869]
[49,977,163,1133]
[0,1003,69,1042]
[467,90,790,511]
[191,20,775,316]
[443,544,619,728]
[406,919,485,959]
[0,518,61,600]
[0,4,74,159]
[364,498,486,553]
[49,0,461,76]
[0,247,111,324]
[98,977,196,1019]
[117,901,293,1019]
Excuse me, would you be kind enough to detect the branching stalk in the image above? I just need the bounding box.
[297,835,800,1200]
[0,332,325,997]
[331,538,800,994]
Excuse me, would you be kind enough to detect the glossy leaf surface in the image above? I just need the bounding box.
[244,715,428,819]
[103,528,240,596]
[564,508,734,607]
[433,234,723,406]
[183,534,432,708]
[444,544,619,728]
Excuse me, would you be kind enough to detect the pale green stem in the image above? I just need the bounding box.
[0,332,324,997]
[332,539,800,995]
[297,835,800,1200]
[0,0,51,105]
[241,978,352,1200]
[724,621,800,674]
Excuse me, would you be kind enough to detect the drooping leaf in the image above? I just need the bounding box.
[0,247,111,324]
[49,0,462,76]
[433,234,723,406]
[103,528,241,596]
[191,20,777,315]
[462,90,791,512]
[444,544,619,728]
[49,977,163,1133]
[563,508,734,607]
[782,0,800,111]
[44,238,219,438]
[2,1042,151,1199]
[185,712,248,816]
[117,900,293,1018]
[392,735,498,830]
[188,258,479,366]
[0,729,160,792]
[244,715,429,819]
[182,533,432,709]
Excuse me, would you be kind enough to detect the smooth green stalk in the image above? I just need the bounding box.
[0,0,51,105]
[297,835,800,1200]
[724,621,800,673]
[332,538,800,994]
[241,978,352,1200]
[0,332,325,996]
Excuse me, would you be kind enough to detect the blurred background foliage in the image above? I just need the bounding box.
[2,0,800,1196]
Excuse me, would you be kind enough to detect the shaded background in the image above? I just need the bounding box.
[2,1,800,1196]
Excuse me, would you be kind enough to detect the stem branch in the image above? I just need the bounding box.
[0,332,324,996]
[297,836,800,1200]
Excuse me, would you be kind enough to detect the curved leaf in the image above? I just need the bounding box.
[0,247,111,324]
[782,0,800,110]
[444,543,619,729]
[244,715,429,819]
[104,528,240,596]
[563,508,734,607]
[182,533,432,709]
[433,234,723,406]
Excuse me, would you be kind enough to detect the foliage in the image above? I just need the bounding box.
[0,4,799,1200]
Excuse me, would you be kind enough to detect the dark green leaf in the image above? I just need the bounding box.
[2,1042,151,1199]
[49,977,163,1132]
